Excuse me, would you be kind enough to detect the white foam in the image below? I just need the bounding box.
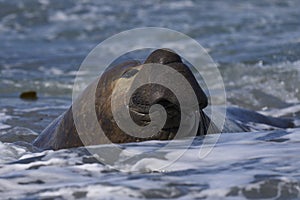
[259,104,300,118]
[0,112,11,130]
[0,129,299,199]
[0,141,27,163]
[50,11,69,22]
[15,105,69,113]
[49,67,64,76]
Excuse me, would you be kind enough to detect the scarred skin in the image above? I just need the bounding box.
[33,49,294,150]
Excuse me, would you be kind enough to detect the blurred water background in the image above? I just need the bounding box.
[0,0,300,199]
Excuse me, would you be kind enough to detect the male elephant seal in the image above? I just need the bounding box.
[33,49,294,150]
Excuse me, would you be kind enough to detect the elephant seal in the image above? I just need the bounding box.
[33,49,294,150]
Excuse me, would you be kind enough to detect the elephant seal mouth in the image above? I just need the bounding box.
[128,101,207,141]
[129,111,180,140]
[128,100,181,140]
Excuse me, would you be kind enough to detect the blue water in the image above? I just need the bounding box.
[0,0,300,199]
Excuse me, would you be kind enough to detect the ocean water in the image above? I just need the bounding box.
[0,0,300,199]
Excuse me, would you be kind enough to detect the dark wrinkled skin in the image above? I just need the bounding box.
[33,49,294,150]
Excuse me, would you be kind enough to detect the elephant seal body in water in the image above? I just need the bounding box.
[33,49,294,150]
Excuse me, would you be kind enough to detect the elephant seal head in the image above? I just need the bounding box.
[95,49,210,143]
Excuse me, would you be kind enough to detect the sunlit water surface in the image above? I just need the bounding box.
[0,0,300,199]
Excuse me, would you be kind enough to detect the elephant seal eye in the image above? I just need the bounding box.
[122,69,139,79]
